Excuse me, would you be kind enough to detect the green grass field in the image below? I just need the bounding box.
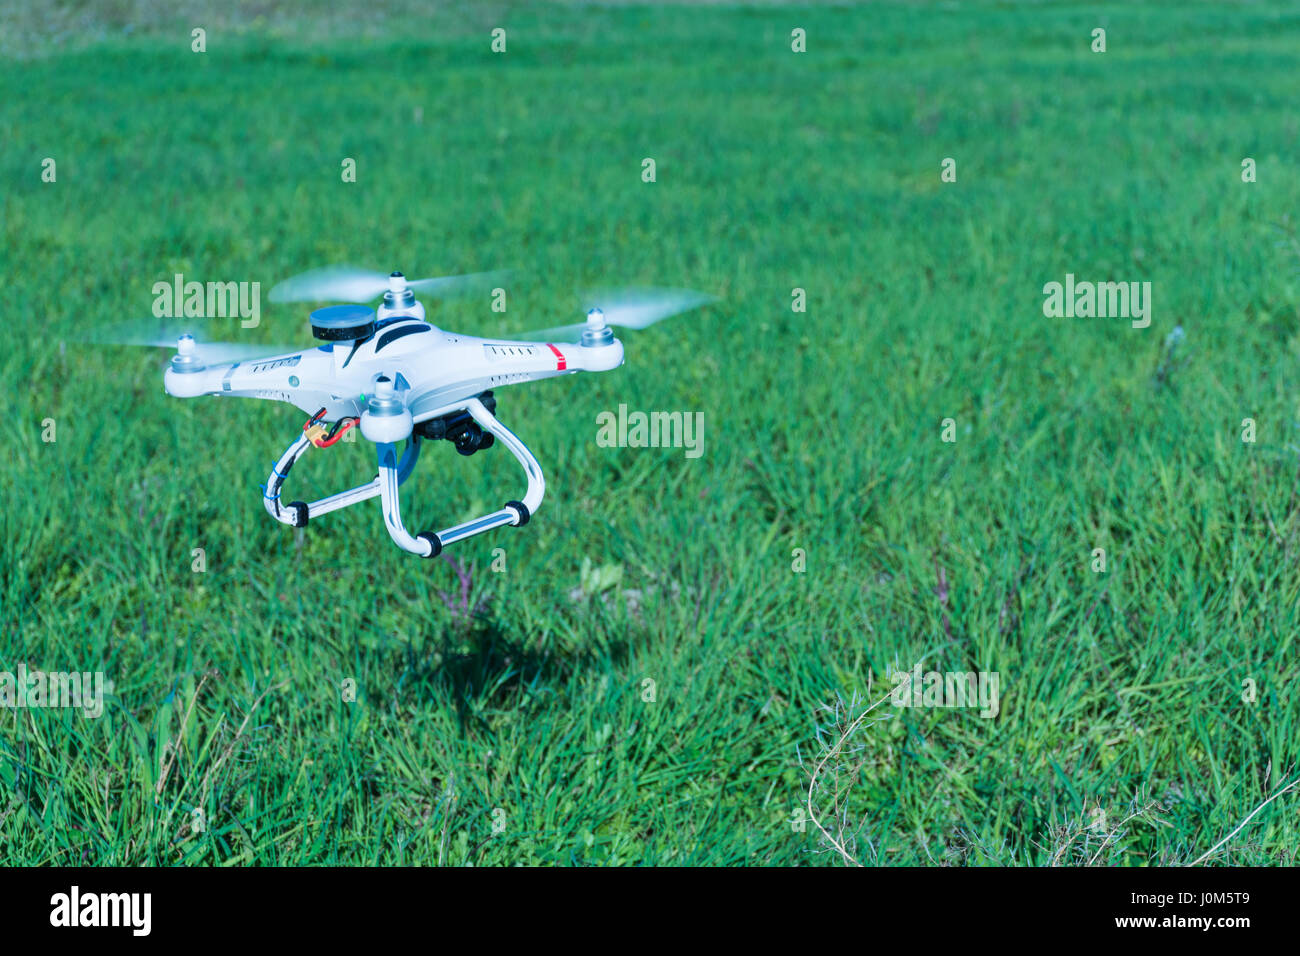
[3,1,1300,865]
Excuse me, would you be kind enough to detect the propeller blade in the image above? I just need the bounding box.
[269,266,508,303]
[96,320,298,364]
[516,287,717,342]
[406,271,510,297]
[268,266,391,304]
[178,341,302,364]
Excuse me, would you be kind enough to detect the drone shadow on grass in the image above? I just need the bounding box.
[381,567,632,735]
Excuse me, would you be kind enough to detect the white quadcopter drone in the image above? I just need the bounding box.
[112,267,713,558]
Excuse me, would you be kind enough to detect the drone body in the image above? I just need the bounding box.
[138,269,711,558]
[164,303,623,426]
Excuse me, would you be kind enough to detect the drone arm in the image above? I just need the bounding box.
[466,396,545,517]
[375,396,545,557]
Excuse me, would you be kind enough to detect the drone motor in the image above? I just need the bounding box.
[359,376,414,444]
[378,272,425,322]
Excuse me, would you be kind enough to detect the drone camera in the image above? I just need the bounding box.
[450,422,495,456]
[415,390,497,456]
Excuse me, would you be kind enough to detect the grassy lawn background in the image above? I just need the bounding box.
[2,1,1299,864]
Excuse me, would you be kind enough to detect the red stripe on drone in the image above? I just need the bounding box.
[547,344,567,371]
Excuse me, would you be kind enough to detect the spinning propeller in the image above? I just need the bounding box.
[100,278,714,365]
[516,287,717,344]
[96,319,297,367]
[268,266,506,304]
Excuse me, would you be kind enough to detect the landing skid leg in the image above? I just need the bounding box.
[262,432,422,528]
[378,396,546,557]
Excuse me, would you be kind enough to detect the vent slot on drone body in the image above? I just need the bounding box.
[249,355,302,373]
[485,344,540,361]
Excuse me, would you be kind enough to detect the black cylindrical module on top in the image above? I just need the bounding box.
[310,304,377,341]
